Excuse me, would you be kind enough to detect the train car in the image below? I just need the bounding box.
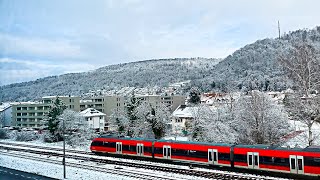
[91,136,320,177]
[153,140,233,167]
[90,135,154,158]
[233,145,320,176]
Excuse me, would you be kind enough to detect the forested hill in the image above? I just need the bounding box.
[193,27,320,92]
[0,58,220,101]
[1,27,320,102]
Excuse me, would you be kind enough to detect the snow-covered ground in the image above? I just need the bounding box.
[0,153,132,180]
[0,139,288,180]
[283,120,320,148]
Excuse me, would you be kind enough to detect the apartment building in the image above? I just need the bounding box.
[11,96,80,128]
[80,94,185,131]
[0,103,12,127]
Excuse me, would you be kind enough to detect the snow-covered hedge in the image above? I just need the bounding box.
[0,129,9,139]
[15,131,40,142]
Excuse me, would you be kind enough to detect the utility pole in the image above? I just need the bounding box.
[62,118,66,179]
[278,20,281,39]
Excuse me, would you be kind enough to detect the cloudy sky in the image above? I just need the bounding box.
[0,0,319,85]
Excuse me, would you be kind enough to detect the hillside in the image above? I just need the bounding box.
[0,58,220,101]
[1,27,320,102]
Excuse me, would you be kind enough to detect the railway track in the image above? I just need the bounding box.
[0,141,284,180]
[0,150,181,180]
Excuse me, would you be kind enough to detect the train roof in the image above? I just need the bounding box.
[98,135,156,141]
[156,139,234,147]
[235,144,320,152]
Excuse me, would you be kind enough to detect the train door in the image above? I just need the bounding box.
[208,149,218,165]
[247,152,259,169]
[163,145,171,159]
[136,143,144,156]
[116,142,122,154]
[289,155,304,174]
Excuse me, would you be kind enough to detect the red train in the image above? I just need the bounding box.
[90,136,320,178]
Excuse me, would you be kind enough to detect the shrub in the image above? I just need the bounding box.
[15,131,39,141]
[0,129,9,139]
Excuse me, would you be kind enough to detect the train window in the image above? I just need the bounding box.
[314,158,320,162]
[163,148,167,157]
[172,149,188,156]
[103,142,116,148]
[248,155,253,165]
[209,151,212,161]
[189,150,207,159]
[254,155,258,166]
[122,145,130,151]
[291,158,296,169]
[298,159,303,170]
[91,141,103,146]
[154,147,162,154]
[213,152,217,162]
[303,157,320,166]
[168,147,171,157]
[144,146,152,153]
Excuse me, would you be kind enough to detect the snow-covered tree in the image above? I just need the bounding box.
[188,87,201,105]
[42,97,66,142]
[279,42,320,146]
[284,94,320,146]
[125,92,140,137]
[234,90,291,144]
[110,100,171,139]
[133,102,171,139]
[109,109,129,135]
[57,109,94,147]
[190,104,237,143]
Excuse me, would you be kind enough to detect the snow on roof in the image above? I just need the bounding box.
[10,101,42,105]
[80,108,106,117]
[0,103,12,112]
[172,105,195,118]
[79,99,93,103]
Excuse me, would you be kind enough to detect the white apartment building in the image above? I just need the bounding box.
[80,108,106,132]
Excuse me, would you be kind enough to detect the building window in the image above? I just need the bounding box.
[17,113,21,116]
[17,118,21,122]
[17,107,21,110]
[99,116,103,119]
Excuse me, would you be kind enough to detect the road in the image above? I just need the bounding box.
[0,166,56,180]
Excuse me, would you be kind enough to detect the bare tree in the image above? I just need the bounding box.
[234,90,290,144]
[278,42,320,97]
[279,42,320,146]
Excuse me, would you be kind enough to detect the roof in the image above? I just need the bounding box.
[172,105,198,118]
[0,103,12,112]
[80,108,106,117]
[172,105,216,118]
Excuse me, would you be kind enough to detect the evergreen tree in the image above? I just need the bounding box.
[188,88,201,105]
[125,91,140,137]
[44,97,67,141]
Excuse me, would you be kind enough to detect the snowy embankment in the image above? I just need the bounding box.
[0,153,132,180]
